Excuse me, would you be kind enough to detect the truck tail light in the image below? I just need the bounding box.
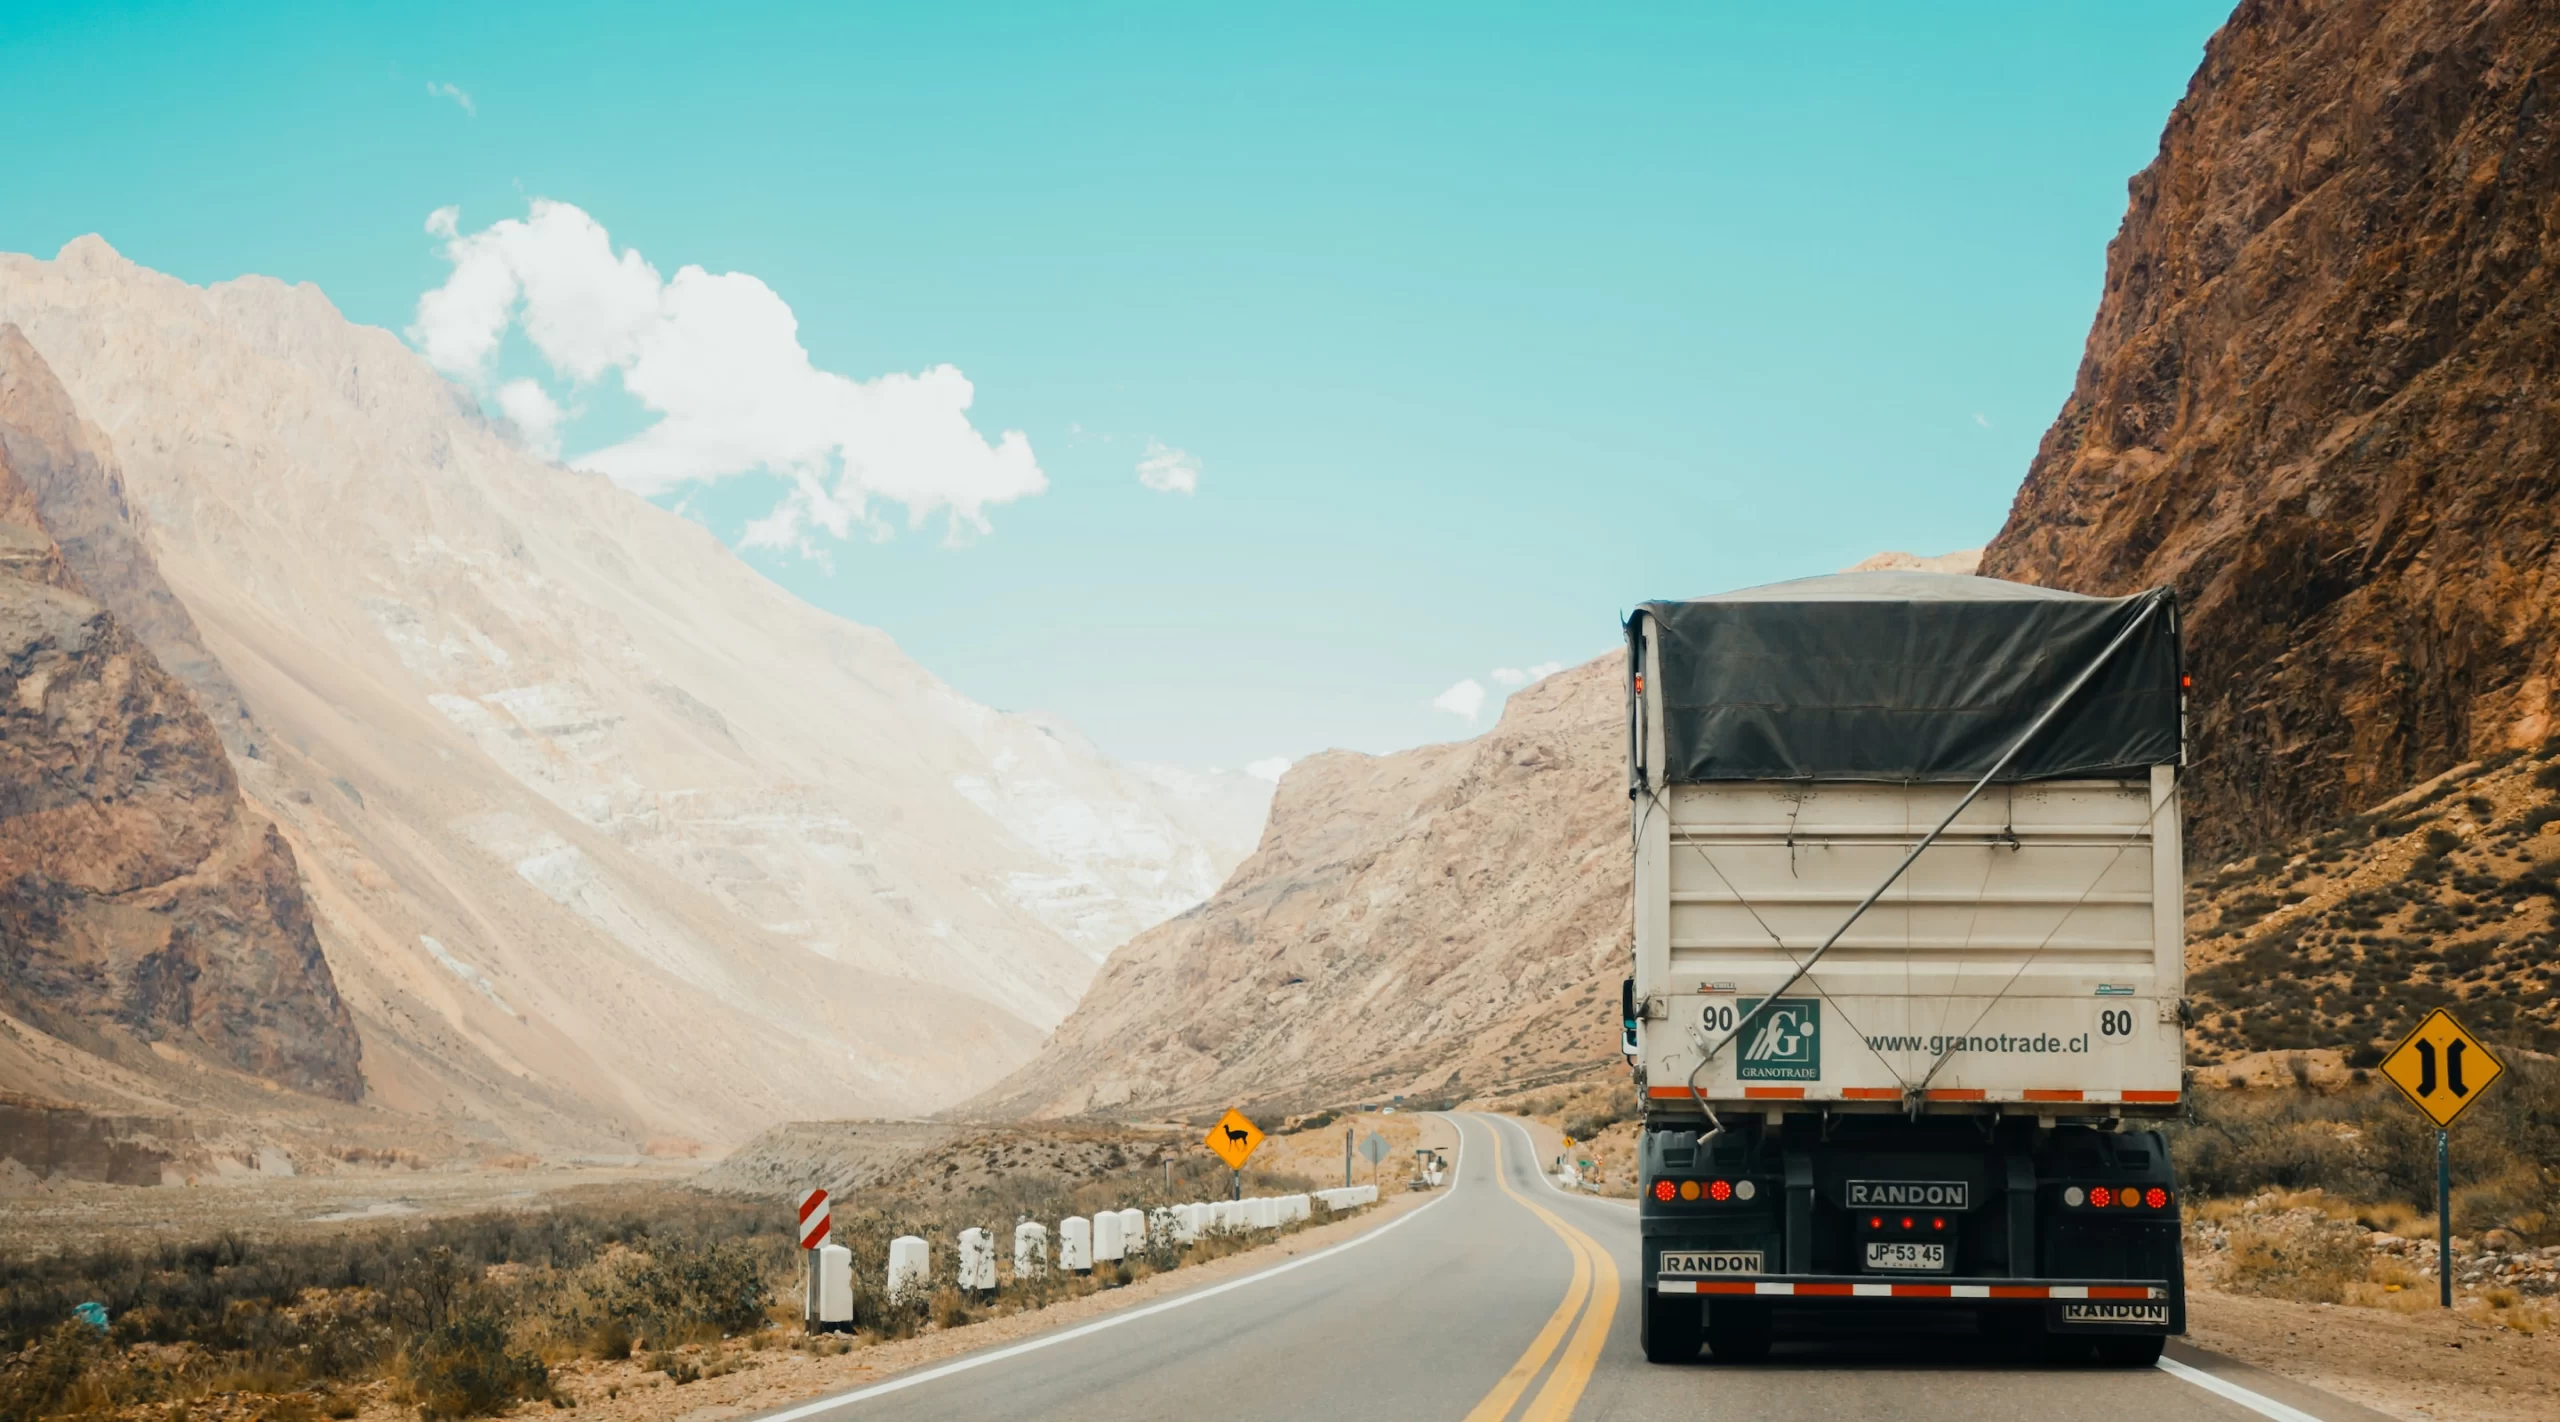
[2088,1186,2113,1208]
[2146,1188,2169,1209]
[1653,1179,1676,1202]
[1709,1179,1732,1202]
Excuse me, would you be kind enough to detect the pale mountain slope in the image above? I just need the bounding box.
[0,238,1264,1145]
[969,657,1631,1119]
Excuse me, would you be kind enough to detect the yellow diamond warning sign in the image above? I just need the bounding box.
[2380,1008,2505,1129]
[1205,1108,1263,1171]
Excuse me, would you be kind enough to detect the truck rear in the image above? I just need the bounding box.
[1621,571,2187,1365]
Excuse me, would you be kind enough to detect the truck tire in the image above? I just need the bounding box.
[2093,1334,2165,1367]
[1640,1291,1701,1364]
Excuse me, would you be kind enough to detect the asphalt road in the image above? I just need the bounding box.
[761,1114,2393,1422]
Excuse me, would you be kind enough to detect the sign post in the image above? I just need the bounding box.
[1205,1108,1264,1201]
[1343,1126,1353,1189]
[2378,1007,2504,1308]
[1358,1129,1389,1187]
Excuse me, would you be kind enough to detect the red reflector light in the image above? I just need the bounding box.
[1653,1179,1676,1202]
[2147,1188,2169,1209]
[2181,675,2192,689]
[1709,1179,1732,1202]
[1932,1216,1945,1231]
[2089,1187,2112,1208]
[1869,1216,1883,1230]
[1900,1216,1914,1231]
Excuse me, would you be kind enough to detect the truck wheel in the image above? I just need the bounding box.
[1641,1291,1701,1364]
[2094,1334,2165,1367]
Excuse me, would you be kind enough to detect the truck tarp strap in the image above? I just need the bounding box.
[1638,575,2180,784]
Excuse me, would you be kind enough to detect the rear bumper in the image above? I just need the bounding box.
[1656,1275,2165,1303]
[1655,1274,2178,1333]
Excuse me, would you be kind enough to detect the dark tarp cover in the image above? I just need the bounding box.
[1635,572,2180,784]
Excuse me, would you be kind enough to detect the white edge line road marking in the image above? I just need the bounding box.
[2156,1356,2333,1422]
[1498,1117,2342,1420]
[754,1115,1471,1421]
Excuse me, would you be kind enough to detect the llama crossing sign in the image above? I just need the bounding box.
[1205,1108,1264,1171]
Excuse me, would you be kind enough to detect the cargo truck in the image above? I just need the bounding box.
[1621,572,2187,1366]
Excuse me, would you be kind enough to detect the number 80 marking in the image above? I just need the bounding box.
[2098,1007,2135,1038]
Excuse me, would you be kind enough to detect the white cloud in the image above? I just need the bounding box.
[1136,439,1200,495]
[427,81,475,117]
[1432,678,1487,721]
[409,199,1045,550]
[495,378,564,458]
[1973,412,1992,428]
[1491,661,1565,688]
[1244,756,1291,782]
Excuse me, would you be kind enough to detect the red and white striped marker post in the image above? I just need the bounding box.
[798,1188,831,1331]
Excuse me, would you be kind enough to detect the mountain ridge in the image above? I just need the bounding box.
[0,236,1264,1147]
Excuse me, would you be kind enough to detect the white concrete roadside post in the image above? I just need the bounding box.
[957,1227,996,1295]
[1118,1207,1146,1253]
[1277,1193,1310,1224]
[1060,1215,1093,1273]
[1172,1203,1201,1243]
[1014,1220,1049,1281]
[1092,1209,1126,1265]
[886,1235,930,1301]
[815,1243,854,1331]
[1156,1204,1187,1246]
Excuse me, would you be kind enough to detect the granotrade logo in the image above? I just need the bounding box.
[1736,998,1820,1081]
[1846,1180,1970,1209]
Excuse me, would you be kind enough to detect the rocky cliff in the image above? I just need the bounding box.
[971,657,1629,1119]
[1980,0,2560,861]
[0,328,360,1101]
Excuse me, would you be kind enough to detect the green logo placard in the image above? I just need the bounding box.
[1737,998,1821,1080]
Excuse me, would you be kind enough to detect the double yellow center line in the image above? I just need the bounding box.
[1460,1116,1619,1422]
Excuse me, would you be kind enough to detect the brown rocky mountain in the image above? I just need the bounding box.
[970,657,1630,1119]
[0,327,360,1104]
[1980,0,2560,864]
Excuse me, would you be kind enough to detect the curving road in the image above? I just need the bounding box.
[758,1114,2392,1422]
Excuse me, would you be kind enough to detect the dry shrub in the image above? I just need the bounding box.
[2172,1052,2560,1242]
[2224,1221,2370,1303]
[404,1314,549,1419]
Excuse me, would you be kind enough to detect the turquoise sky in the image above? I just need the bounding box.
[1,1,2231,770]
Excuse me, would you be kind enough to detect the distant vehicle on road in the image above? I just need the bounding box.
[1621,572,2186,1366]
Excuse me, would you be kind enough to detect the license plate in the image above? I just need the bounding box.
[1863,1241,1945,1271]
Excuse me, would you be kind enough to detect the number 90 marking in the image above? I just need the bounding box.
[1700,1003,1738,1034]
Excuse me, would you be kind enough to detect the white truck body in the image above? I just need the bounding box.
[1629,770,2184,1116]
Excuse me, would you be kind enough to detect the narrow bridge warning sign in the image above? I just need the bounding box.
[2380,1008,2504,1129]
